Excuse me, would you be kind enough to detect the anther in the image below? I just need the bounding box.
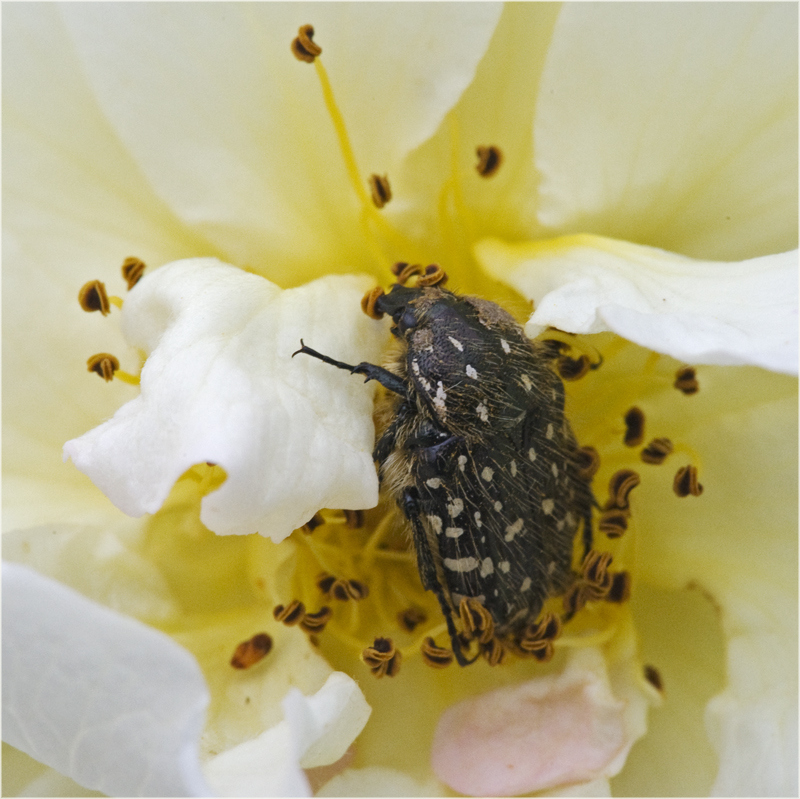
[540,339,571,359]
[121,257,146,290]
[230,632,273,669]
[343,509,365,529]
[331,578,369,601]
[393,263,425,286]
[641,437,674,465]
[480,637,506,666]
[416,264,448,287]
[475,145,502,178]
[316,573,337,595]
[674,366,699,395]
[605,469,641,510]
[575,446,600,481]
[302,512,325,534]
[300,606,333,634]
[361,286,386,320]
[369,174,392,208]
[87,353,120,382]
[398,607,427,633]
[598,508,629,538]
[564,550,613,615]
[623,407,645,447]
[518,611,561,662]
[557,354,591,381]
[78,280,111,315]
[644,664,664,693]
[420,637,454,668]
[673,465,703,497]
[291,24,322,63]
[273,600,306,625]
[458,597,495,644]
[362,637,401,678]
[607,571,631,603]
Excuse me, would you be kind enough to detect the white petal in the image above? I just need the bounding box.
[58,4,500,279]
[203,672,370,798]
[64,260,385,539]
[2,562,211,797]
[477,236,798,374]
[534,3,797,260]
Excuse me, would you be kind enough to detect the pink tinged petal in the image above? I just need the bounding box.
[533,4,797,261]
[432,649,645,796]
[1,562,211,797]
[63,260,384,540]
[477,237,798,375]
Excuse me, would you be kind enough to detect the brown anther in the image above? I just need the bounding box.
[476,145,502,178]
[575,446,600,481]
[316,573,337,595]
[623,407,646,447]
[673,464,703,497]
[390,261,409,277]
[302,512,325,534]
[582,549,613,590]
[674,366,699,395]
[230,632,273,669]
[368,174,392,208]
[291,24,322,63]
[605,469,641,510]
[273,599,306,626]
[480,637,506,666]
[121,257,146,290]
[78,280,111,315]
[362,637,401,678]
[540,339,571,359]
[361,286,386,320]
[331,578,369,601]
[641,437,674,465]
[397,607,427,633]
[299,606,332,634]
[87,353,120,382]
[394,263,425,286]
[420,637,454,668]
[416,263,448,287]
[518,611,561,661]
[342,509,364,529]
[607,571,632,603]
[458,597,495,645]
[644,664,664,693]
[557,354,591,381]
[598,508,629,538]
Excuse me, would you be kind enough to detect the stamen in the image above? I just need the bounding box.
[316,573,337,595]
[121,257,146,290]
[641,437,673,465]
[606,571,631,603]
[343,509,365,529]
[605,469,641,510]
[517,611,561,662]
[480,637,506,666]
[575,446,600,481]
[393,262,425,285]
[87,353,119,382]
[300,606,333,634]
[564,550,614,615]
[361,286,386,320]
[369,174,392,208]
[557,354,591,381]
[673,465,703,497]
[78,280,111,315]
[416,263,448,287]
[475,145,502,178]
[302,512,325,534]
[644,664,664,693]
[420,637,454,668]
[291,24,322,63]
[458,597,495,644]
[230,632,273,669]
[362,637,401,678]
[598,508,629,538]
[329,578,369,601]
[623,407,645,447]
[674,366,699,395]
[273,599,306,625]
[398,607,427,633]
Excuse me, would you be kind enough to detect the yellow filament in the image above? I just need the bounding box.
[109,295,124,309]
[114,370,140,386]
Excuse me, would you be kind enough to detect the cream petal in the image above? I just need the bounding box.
[2,562,211,796]
[534,3,797,261]
[63,260,385,540]
[317,766,444,797]
[58,4,501,282]
[477,236,798,375]
[203,672,370,798]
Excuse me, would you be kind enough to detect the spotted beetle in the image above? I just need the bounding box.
[294,274,595,665]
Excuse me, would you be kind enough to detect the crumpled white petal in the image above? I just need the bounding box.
[202,672,370,797]
[533,3,797,261]
[64,259,386,539]
[477,236,798,374]
[2,562,211,797]
[431,644,656,796]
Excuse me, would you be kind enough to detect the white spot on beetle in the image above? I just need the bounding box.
[445,527,464,538]
[480,558,494,577]
[494,501,503,512]
[426,477,442,489]
[521,577,532,592]
[481,466,494,482]
[542,498,555,515]
[458,455,468,472]
[447,498,464,517]
[546,423,554,439]
[428,515,442,534]
[476,402,489,422]
[444,557,479,573]
[466,364,478,380]
[504,518,524,541]
[528,447,537,462]
[411,360,420,375]
[510,460,518,477]
[434,382,447,413]
[500,339,511,354]
[448,336,464,352]
[498,560,511,573]
[521,374,532,391]
[474,511,483,528]
[551,463,559,478]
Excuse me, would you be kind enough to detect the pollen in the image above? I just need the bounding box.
[291,24,322,63]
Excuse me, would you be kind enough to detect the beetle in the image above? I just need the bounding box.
[294,275,594,665]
